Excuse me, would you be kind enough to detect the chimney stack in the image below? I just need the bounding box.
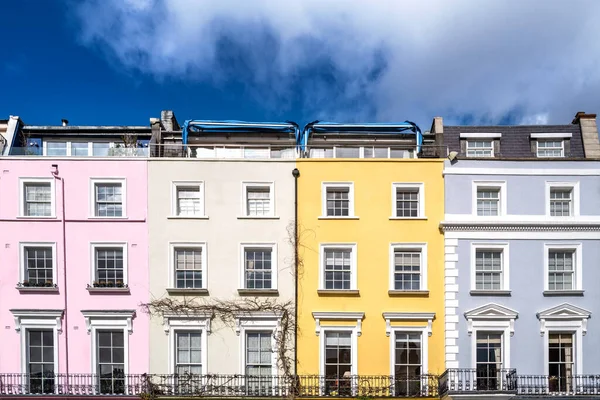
[160,110,180,131]
[61,119,69,127]
[572,111,600,158]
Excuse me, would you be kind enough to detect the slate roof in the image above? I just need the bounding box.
[443,124,585,158]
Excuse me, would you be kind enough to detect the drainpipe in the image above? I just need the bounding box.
[51,164,70,378]
[291,168,300,376]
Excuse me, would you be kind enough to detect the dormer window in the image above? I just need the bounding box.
[537,140,564,158]
[460,133,501,157]
[466,140,494,157]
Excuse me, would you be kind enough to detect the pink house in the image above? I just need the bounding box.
[0,158,149,395]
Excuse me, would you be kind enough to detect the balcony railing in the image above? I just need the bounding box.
[517,375,600,396]
[6,147,149,157]
[438,368,517,396]
[0,373,438,397]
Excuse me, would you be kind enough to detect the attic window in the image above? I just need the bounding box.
[466,140,494,157]
[537,140,564,158]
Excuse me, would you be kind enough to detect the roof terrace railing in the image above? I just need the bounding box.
[5,147,149,157]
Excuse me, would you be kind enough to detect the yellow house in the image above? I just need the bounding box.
[296,158,445,396]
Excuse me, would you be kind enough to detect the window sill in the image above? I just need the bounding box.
[388,290,429,297]
[318,216,360,220]
[237,216,280,220]
[16,216,57,220]
[470,290,511,296]
[167,288,209,296]
[543,290,584,297]
[167,216,209,220]
[389,217,428,220]
[86,287,130,294]
[317,289,360,296]
[16,286,59,293]
[237,289,279,296]
[87,216,129,220]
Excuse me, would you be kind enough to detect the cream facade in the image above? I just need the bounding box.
[147,159,296,374]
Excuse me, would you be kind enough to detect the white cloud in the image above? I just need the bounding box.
[73,0,600,127]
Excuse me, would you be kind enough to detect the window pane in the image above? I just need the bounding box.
[394,251,421,290]
[324,249,351,290]
[46,142,67,156]
[326,188,350,216]
[25,247,53,285]
[475,250,503,290]
[335,147,360,158]
[175,331,202,375]
[477,189,500,216]
[548,250,575,290]
[95,183,123,217]
[476,332,503,390]
[245,249,272,289]
[27,329,55,394]
[466,140,493,157]
[96,330,125,394]
[550,188,572,217]
[176,186,201,216]
[71,142,89,156]
[24,183,52,217]
[175,248,202,288]
[247,187,271,216]
[396,188,419,217]
[95,248,124,286]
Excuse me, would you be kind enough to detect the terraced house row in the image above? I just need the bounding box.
[0,111,599,400]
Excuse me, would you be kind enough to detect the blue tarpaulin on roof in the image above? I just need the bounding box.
[181,120,300,146]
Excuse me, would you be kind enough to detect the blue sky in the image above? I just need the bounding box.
[3,0,600,130]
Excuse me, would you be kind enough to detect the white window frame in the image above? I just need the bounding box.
[472,181,507,217]
[391,183,425,219]
[89,178,127,218]
[543,243,582,292]
[537,303,591,376]
[19,178,56,218]
[19,242,58,285]
[388,326,429,377]
[536,140,565,158]
[470,243,510,292]
[389,243,428,291]
[321,182,356,219]
[239,243,278,290]
[82,310,133,393]
[164,315,210,375]
[170,181,206,218]
[169,242,208,290]
[319,243,358,291]
[90,242,128,286]
[466,140,494,157]
[545,182,579,218]
[318,326,359,380]
[237,316,280,377]
[43,140,122,157]
[241,181,275,218]
[11,310,63,376]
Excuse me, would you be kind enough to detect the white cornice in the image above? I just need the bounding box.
[10,309,64,333]
[382,312,435,337]
[444,167,600,176]
[312,312,365,336]
[440,221,600,232]
[530,133,572,139]
[537,303,591,336]
[80,310,135,335]
[460,132,502,139]
[464,303,518,337]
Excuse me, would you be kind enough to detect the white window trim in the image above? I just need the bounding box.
[90,242,129,285]
[170,181,206,218]
[11,309,63,376]
[320,182,357,219]
[169,242,208,290]
[470,242,510,292]
[531,133,573,139]
[237,315,281,376]
[537,303,591,375]
[163,315,210,375]
[390,183,426,219]
[312,312,363,377]
[319,243,358,291]
[19,242,58,285]
[545,182,580,218]
[89,178,127,218]
[472,181,507,217]
[240,181,276,218]
[19,178,56,218]
[387,325,430,376]
[536,140,565,158]
[543,243,582,292]
[239,243,278,290]
[82,310,134,392]
[466,140,494,158]
[389,243,428,291]
[464,303,518,370]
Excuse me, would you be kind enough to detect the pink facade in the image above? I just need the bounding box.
[0,158,149,376]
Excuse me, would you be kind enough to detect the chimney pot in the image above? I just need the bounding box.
[61,119,69,127]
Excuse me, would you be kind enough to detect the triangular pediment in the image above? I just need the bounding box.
[537,303,591,320]
[464,303,518,320]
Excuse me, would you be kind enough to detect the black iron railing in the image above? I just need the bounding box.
[0,373,439,397]
[517,374,600,395]
[438,368,517,395]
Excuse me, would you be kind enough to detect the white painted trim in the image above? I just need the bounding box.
[19,242,58,285]
[472,180,507,217]
[443,214,600,223]
[445,230,600,240]
[319,243,358,291]
[81,310,135,334]
[89,242,129,285]
[171,180,205,217]
[241,181,275,217]
[545,181,580,218]
[530,133,573,139]
[382,312,434,337]
[238,317,280,376]
[464,303,518,336]
[18,178,56,218]
[470,242,510,291]
[443,167,600,177]
[168,242,208,290]
[389,243,428,291]
[321,182,356,218]
[444,238,460,369]
[164,316,210,374]
[11,310,63,377]
[460,132,502,139]
[391,183,425,218]
[239,242,278,290]
[388,326,429,376]
[89,178,127,218]
[543,243,582,292]
[318,326,359,378]
[312,312,365,336]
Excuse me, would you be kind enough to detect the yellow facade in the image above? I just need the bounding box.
[296,159,445,377]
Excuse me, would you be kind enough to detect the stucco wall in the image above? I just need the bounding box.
[147,160,296,374]
[0,158,149,374]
